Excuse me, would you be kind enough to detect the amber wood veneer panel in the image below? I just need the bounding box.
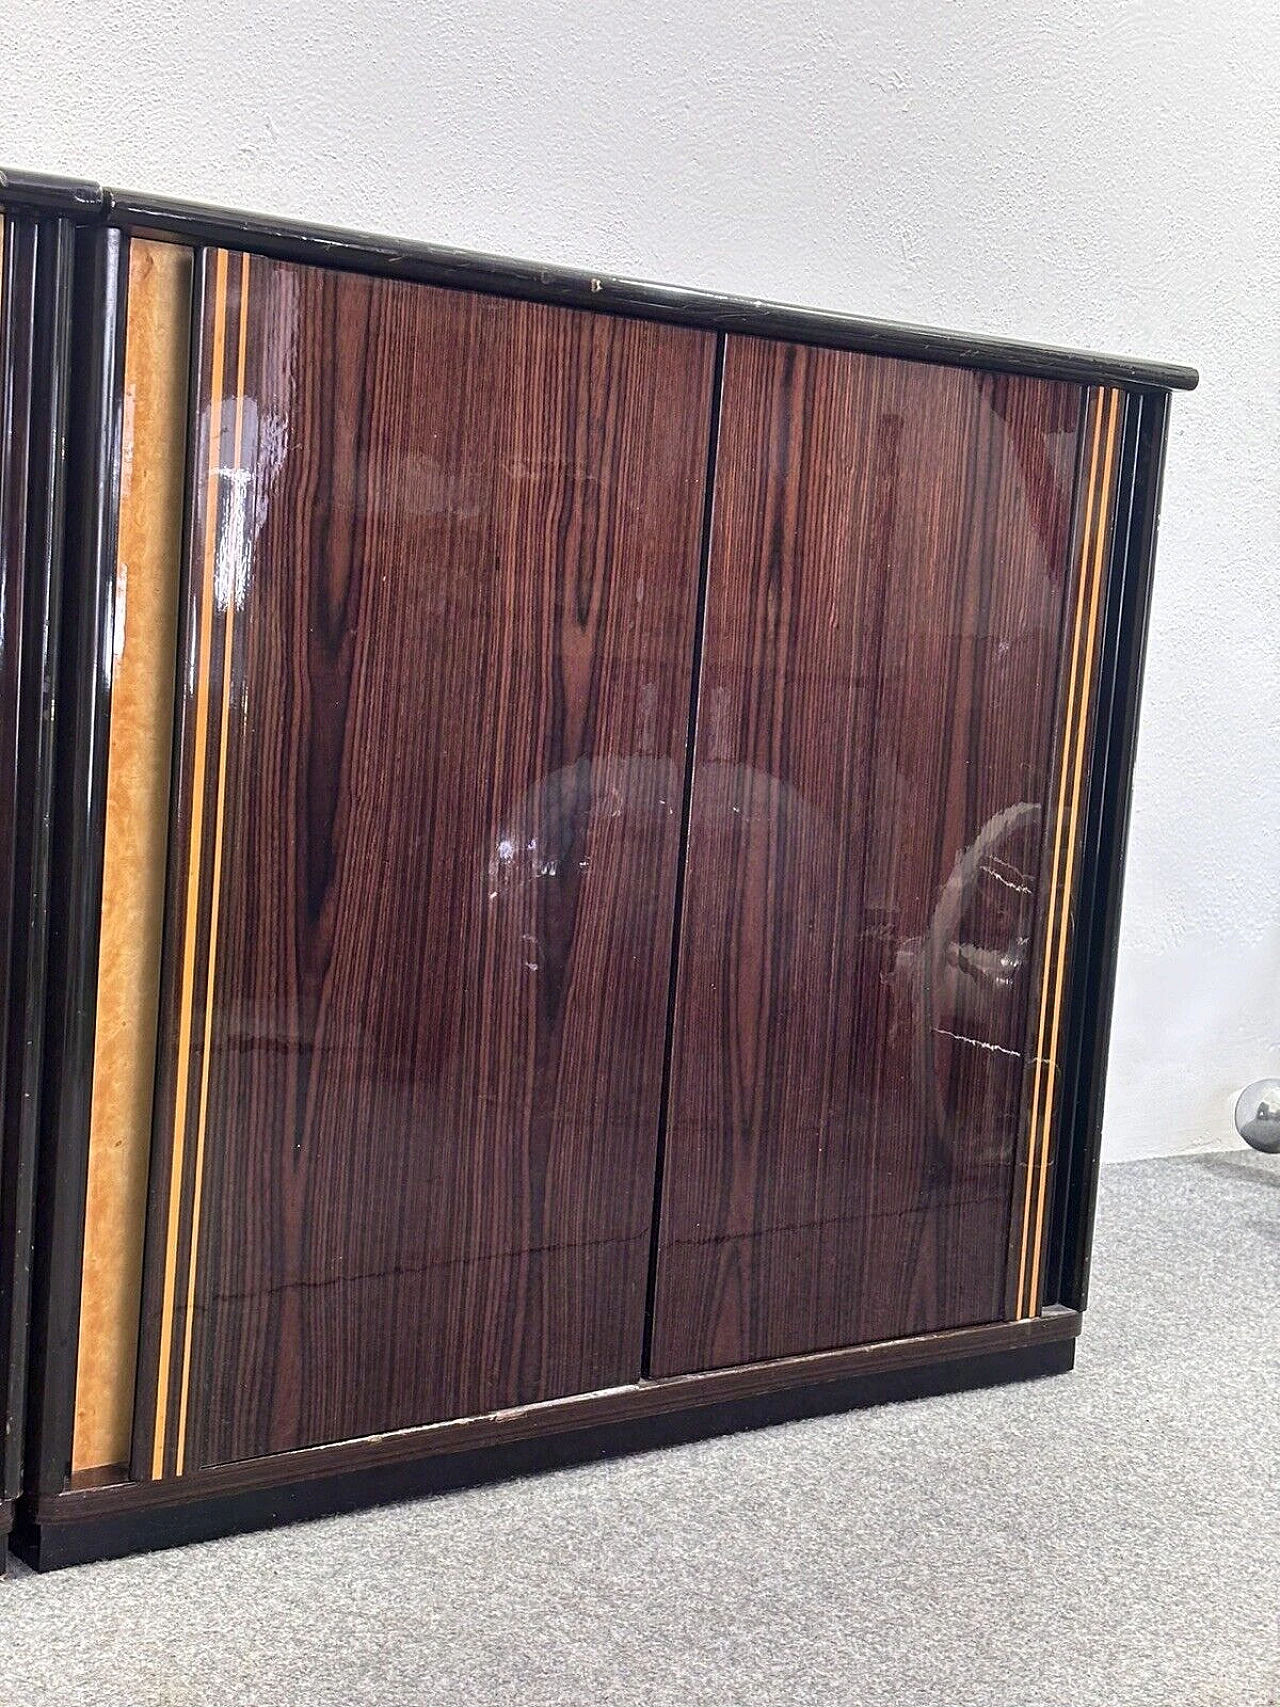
[73,239,192,1474]
[649,338,1097,1378]
[133,251,715,1476]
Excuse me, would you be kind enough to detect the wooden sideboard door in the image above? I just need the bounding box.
[649,337,1107,1378]
[130,251,715,1476]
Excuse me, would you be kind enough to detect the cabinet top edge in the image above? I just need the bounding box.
[0,166,103,215]
[0,167,1199,392]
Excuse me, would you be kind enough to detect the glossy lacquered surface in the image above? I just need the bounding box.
[0,166,1200,393]
[0,212,35,1500]
[75,238,191,1475]
[24,1312,1079,1567]
[135,250,715,1475]
[649,338,1087,1377]
[100,184,1197,394]
[0,169,1186,1570]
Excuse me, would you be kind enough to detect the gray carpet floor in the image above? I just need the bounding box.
[2,1151,1277,1706]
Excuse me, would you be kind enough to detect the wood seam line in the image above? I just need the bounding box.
[151,247,229,1479]
[1027,386,1122,1312]
[1014,386,1104,1316]
[175,250,250,1477]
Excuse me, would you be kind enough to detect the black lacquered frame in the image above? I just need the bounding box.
[24,226,129,1503]
[0,208,80,1524]
[1045,389,1171,1310]
[1,167,1200,393]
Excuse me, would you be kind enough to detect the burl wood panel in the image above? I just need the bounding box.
[649,337,1090,1378]
[134,251,714,1476]
[74,240,192,1475]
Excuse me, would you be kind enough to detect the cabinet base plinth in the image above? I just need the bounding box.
[11,1313,1077,1571]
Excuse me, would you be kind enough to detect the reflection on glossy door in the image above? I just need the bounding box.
[649,337,1091,1377]
[134,250,715,1474]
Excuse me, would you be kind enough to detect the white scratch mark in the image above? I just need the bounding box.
[933,1027,1020,1061]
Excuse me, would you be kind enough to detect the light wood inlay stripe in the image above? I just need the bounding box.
[1013,391,1104,1314]
[151,248,230,1479]
[1026,387,1121,1311]
[174,251,250,1475]
[73,239,192,1475]
[1015,385,1123,1318]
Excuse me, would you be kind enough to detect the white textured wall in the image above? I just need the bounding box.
[1,0,1274,1159]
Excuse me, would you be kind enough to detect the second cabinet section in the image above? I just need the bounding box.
[69,241,1112,1490]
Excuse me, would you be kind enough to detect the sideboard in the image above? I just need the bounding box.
[0,168,1196,1567]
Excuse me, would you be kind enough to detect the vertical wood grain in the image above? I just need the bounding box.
[73,239,192,1474]
[649,337,1085,1377]
[134,252,715,1475]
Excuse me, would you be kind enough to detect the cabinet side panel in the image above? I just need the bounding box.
[72,239,191,1475]
[0,210,35,1502]
[1042,388,1153,1312]
[135,254,715,1475]
[651,339,1084,1376]
[25,226,129,1495]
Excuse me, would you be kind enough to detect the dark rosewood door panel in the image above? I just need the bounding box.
[649,337,1092,1378]
[134,251,715,1474]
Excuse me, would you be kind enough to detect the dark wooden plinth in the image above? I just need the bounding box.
[12,1310,1077,1570]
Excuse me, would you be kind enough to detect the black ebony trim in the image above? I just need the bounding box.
[0,217,76,1502]
[12,1331,1075,1569]
[24,225,129,1495]
[0,166,1199,393]
[0,215,40,1503]
[1045,391,1170,1309]
[100,189,1199,392]
[0,170,101,219]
